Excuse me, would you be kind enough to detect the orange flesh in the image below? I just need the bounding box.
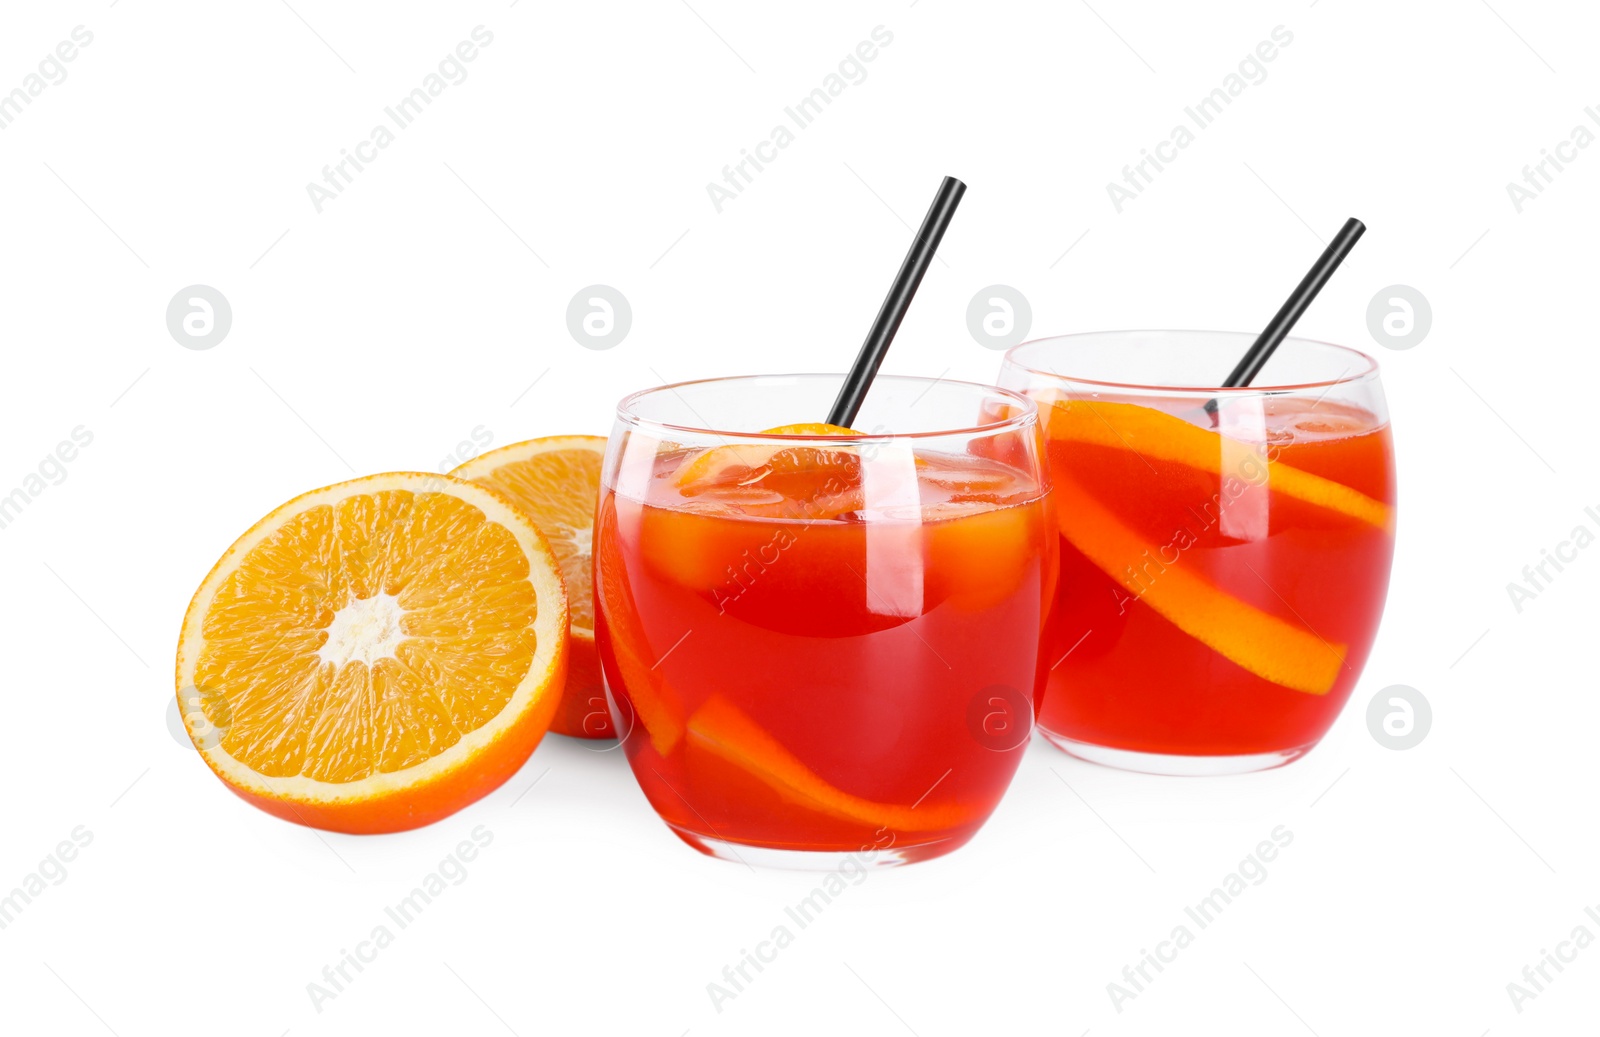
[193,490,539,782]
[467,448,600,633]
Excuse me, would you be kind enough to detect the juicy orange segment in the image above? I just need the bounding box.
[452,435,612,738]
[686,696,973,831]
[1056,476,1346,694]
[1037,395,1392,529]
[175,473,569,833]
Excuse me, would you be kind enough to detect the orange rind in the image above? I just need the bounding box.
[1055,475,1347,694]
[595,500,684,756]
[686,696,974,832]
[1036,394,1391,529]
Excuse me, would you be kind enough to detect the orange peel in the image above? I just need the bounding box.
[1037,395,1391,529]
[594,501,684,755]
[1055,475,1347,694]
[686,696,974,832]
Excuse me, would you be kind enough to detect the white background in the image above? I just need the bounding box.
[0,1,1594,1034]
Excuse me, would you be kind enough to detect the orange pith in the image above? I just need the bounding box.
[452,436,612,738]
[175,473,568,833]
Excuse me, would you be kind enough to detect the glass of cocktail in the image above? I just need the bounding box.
[999,331,1396,775]
[594,374,1056,868]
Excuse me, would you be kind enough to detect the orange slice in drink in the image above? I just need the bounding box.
[1055,474,1347,694]
[760,423,864,436]
[687,696,974,832]
[1036,394,1392,529]
[174,473,569,833]
[674,423,860,485]
[595,499,685,756]
[674,423,867,519]
[452,436,613,738]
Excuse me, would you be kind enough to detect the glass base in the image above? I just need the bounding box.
[1041,729,1315,776]
[667,824,969,871]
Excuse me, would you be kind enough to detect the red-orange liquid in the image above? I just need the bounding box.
[595,444,1055,858]
[1035,395,1396,758]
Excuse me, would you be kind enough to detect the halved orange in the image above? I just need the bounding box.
[174,473,569,834]
[687,696,975,832]
[452,436,612,738]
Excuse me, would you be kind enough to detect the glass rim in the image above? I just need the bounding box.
[1003,330,1381,395]
[613,372,1039,442]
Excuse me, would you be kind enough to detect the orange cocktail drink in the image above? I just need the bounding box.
[595,375,1056,868]
[1001,332,1396,774]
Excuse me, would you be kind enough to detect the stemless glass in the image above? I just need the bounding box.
[594,374,1057,869]
[999,332,1397,775]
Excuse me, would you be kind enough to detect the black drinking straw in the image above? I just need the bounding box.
[1206,216,1366,419]
[825,176,967,427]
